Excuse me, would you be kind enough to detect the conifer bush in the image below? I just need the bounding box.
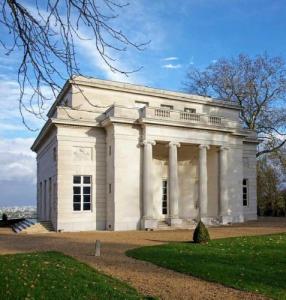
[2,213,7,222]
[193,220,210,243]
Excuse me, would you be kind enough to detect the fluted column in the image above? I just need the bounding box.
[141,140,157,229]
[219,146,231,224]
[199,144,209,220]
[168,142,180,221]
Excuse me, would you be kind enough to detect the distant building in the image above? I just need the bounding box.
[31,77,258,232]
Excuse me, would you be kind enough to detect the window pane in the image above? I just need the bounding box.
[73,186,81,194]
[73,176,81,184]
[162,208,167,215]
[83,195,90,203]
[73,203,81,211]
[83,187,90,194]
[83,203,91,210]
[73,195,81,203]
[243,179,247,185]
[84,176,91,184]
[243,200,247,206]
[243,187,247,193]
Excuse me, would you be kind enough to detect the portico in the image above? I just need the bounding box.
[141,139,232,229]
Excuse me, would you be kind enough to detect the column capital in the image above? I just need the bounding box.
[168,141,181,148]
[219,145,229,151]
[199,144,209,150]
[141,140,156,146]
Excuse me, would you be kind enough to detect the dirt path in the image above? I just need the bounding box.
[1,218,286,299]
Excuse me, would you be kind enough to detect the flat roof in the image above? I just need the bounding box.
[47,76,241,117]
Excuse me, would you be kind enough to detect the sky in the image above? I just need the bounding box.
[1,0,286,207]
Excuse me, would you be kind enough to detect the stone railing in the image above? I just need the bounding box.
[103,105,242,130]
[180,111,200,122]
[140,106,241,129]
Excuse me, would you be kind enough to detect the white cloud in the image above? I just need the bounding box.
[189,56,195,65]
[162,57,178,61]
[0,78,49,133]
[0,137,36,182]
[0,135,36,206]
[162,64,182,69]
[0,123,25,131]
[75,35,140,84]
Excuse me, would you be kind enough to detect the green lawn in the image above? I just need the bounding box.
[127,233,286,299]
[0,251,154,300]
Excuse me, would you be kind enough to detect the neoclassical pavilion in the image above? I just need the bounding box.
[32,76,258,232]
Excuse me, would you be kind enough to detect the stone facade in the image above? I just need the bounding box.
[31,76,258,232]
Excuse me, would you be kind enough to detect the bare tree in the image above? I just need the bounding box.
[0,0,148,129]
[257,157,286,216]
[185,53,286,157]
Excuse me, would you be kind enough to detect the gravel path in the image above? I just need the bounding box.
[1,218,286,299]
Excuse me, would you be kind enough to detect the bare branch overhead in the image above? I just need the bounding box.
[0,0,149,129]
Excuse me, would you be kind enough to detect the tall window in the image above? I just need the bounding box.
[162,179,168,215]
[53,147,57,161]
[44,180,47,216]
[39,182,42,217]
[242,179,248,206]
[73,176,91,211]
[48,177,52,218]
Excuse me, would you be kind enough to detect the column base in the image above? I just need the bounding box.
[231,214,244,223]
[167,217,183,227]
[200,217,214,226]
[219,215,233,225]
[141,218,158,230]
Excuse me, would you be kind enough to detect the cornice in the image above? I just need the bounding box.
[70,76,241,110]
[31,119,53,152]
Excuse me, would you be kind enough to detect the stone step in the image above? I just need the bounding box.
[12,221,28,232]
[13,220,54,234]
[154,219,197,231]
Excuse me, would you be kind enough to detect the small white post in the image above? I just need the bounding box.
[95,240,101,257]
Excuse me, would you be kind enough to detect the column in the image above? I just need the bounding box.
[141,140,157,229]
[199,144,209,221]
[168,142,181,225]
[219,146,231,224]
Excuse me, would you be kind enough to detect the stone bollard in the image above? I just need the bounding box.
[95,240,101,257]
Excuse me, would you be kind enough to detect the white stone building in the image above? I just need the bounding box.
[31,76,258,232]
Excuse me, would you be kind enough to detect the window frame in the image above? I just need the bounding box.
[184,107,196,113]
[73,175,92,212]
[160,104,174,110]
[135,101,149,108]
[242,178,248,207]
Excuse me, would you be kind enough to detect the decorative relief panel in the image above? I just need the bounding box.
[73,147,93,161]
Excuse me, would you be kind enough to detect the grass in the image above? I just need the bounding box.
[0,251,155,300]
[127,233,286,299]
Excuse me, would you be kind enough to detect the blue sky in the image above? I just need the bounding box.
[0,0,286,206]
